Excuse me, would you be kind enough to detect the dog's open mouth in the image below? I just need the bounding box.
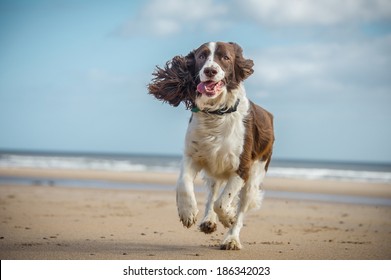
[197,81,224,97]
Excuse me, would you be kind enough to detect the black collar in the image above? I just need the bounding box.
[191,99,240,115]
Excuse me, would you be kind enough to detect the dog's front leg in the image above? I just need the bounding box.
[176,156,200,228]
[200,178,224,234]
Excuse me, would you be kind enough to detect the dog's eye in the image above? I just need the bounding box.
[199,54,206,60]
[222,55,230,61]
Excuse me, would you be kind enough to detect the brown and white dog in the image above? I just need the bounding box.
[148,42,274,250]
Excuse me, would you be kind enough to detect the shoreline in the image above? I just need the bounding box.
[1,176,391,207]
[1,167,391,198]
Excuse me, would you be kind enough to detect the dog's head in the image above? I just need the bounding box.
[148,42,254,109]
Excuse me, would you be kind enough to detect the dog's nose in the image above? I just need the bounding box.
[204,67,218,78]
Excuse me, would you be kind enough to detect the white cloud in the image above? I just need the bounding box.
[114,0,228,37]
[112,0,391,38]
[141,0,227,22]
[249,34,391,98]
[253,46,321,86]
[238,0,391,26]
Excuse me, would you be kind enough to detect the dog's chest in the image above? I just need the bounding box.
[185,113,246,177]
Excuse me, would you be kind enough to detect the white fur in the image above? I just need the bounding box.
[190,86,248,176]
[199,42,225,83]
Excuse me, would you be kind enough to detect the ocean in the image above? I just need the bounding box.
[0,151,390,184]
[1,151,391,206]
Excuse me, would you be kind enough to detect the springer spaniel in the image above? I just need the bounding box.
[148,42,274,250]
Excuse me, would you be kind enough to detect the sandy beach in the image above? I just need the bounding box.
[0,167,390,260]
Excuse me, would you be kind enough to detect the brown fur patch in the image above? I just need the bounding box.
[237,101,274,181]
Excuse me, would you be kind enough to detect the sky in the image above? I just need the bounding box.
[0,0,391,163]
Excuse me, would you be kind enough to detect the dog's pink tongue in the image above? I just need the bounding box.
[197,81,223,95]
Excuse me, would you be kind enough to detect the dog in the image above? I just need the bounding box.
[148,42,274,250]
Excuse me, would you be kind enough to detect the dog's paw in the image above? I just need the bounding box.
[179,211,198,228]
[220,236,242,250]
[214,205,236,228]
[199,221,217,234]
[219,214,236,228]
[177,193,199,228]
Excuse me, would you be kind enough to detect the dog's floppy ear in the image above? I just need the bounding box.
[148,51,197,109]
[230,42,254,82]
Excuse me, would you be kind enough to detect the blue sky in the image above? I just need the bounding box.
[0,0,391,163]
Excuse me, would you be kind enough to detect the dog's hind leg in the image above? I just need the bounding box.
[214,175,244,228]
[176,156,200,228]
[220,161,266,250]
[200,177,224,234]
